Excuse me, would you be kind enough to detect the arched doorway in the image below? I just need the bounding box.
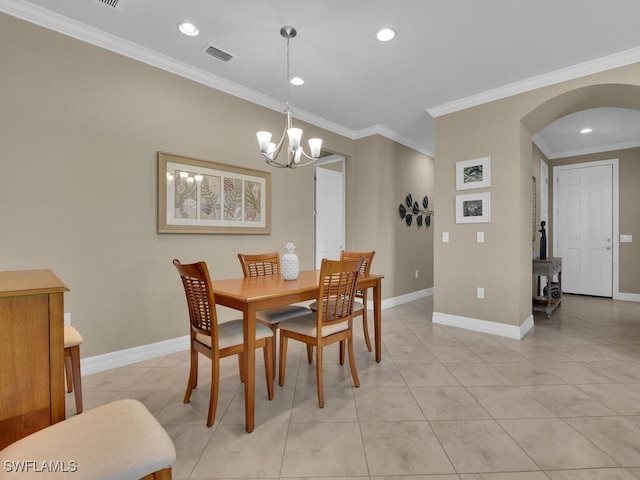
[522,83,640,301]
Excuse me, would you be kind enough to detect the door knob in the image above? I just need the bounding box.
[606,246,612,250]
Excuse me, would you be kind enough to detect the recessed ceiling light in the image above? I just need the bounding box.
[580,127,593,134]
[290,77,304,86]
[178,22,199,36]
[377,27,396,42]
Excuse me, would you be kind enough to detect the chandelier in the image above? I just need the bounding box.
[256,26,322,168]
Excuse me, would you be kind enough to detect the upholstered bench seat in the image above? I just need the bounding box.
[0,399,176,479]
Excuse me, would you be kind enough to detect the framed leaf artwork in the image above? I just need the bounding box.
[157,152,271,234]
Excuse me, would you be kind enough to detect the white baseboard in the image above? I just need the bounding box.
[614,292,640,302]
[432,311,534,340]
[371,287,433,310]
[82,288,435,375]
[81,335,190,376]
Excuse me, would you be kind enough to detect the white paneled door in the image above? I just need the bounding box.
[314,156,345,269]
[556,163,613,296]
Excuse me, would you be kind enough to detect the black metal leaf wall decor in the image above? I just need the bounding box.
[399,194,434,228]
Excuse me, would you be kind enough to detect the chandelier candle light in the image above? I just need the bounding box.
[256,26,322,168]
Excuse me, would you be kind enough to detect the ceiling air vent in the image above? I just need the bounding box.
[202,43,234,63]
[94,0,122,9]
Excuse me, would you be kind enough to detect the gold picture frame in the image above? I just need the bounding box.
[157,152,271,234]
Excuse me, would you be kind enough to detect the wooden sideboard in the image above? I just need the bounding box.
[0,269,69,449]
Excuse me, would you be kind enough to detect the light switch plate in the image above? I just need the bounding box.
[443,232,449,242]
[477,287,484,299]
[477,231,484,243]
[620,234,632,243]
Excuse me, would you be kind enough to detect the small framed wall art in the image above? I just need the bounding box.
[456,156,491,190]
[456,192,491,224]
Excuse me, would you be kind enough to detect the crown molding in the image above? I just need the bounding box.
[1,0,435,157]
[354,124,434,157]
[427,46,640,118]
[534,131,640,160]
[0,1,341,129]
[544,139,640,160]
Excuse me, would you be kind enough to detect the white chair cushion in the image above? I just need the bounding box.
[0,399,175,480]
[278,311,349,338]
[308,301,364,313]
[63,325,83,348]
[256,305,310,325]
[195,319,273,350]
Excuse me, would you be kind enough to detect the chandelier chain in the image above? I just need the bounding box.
[285,34,291,110]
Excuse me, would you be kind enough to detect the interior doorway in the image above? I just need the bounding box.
[540,160,549,224]
[523,84,640,303]
[314,155,346,269]
[553,159,618,297]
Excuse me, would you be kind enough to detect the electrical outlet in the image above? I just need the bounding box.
[415,270,419,278]
[64,312,71,326]
[476,287,484,299]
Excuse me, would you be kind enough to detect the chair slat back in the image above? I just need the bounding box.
[340,250,375,298]
[237,252,280,277]
[317,258,363,325]
[173,259,218,339]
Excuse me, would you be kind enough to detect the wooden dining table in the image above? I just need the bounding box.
[209,269,383,432]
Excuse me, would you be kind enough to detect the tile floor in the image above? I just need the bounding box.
[67,294,640,479]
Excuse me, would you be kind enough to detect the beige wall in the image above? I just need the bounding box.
[393,142,435,291]
[550,147,640,294]
[349,136,435,295]
[531,144,549,294]
[0,13,434,357]
[434,62,640,331]
[532,144,550,255]
[435,103,528,326]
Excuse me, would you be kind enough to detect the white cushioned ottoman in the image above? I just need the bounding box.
[0,399,176,479]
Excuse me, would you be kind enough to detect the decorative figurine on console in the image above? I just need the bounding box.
[539,221,547,260]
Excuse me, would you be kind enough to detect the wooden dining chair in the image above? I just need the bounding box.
[308,250,375,362]
[173,259,274,427]
[237,252,310,373]
[278,257,363,408]
[341,250,376,352]
[64,325,83,414]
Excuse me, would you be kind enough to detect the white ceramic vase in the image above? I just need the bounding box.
[281,242,299,280]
